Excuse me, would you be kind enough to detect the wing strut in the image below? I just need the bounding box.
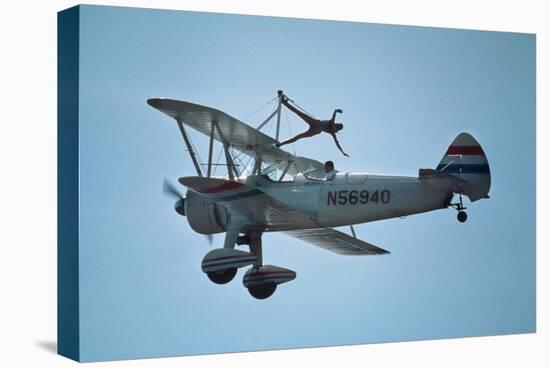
[275,93,283,141]
[176,119,203,177]
[252,151,263,175]
[278,161,293,181]
[213,121,240,180]
[256,108,278,131]
[350,225,357,238]
[207,122,215,177]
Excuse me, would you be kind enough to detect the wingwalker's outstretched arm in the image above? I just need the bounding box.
[331,132,350,157]
[331,108,343,122]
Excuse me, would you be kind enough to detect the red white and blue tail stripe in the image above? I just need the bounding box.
[437,132,491,202]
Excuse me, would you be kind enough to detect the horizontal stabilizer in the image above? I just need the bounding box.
[418,168,467,183]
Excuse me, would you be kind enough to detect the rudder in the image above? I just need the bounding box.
[437,132,491,202]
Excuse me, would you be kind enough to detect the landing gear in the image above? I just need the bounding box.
[201,232,295,299]
[242,232,279,299]
[247,282,277,300]
[239,233,296,300]
[449,193,468,223]
[206,267,237,284]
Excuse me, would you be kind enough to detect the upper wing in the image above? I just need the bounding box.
[284,228,390,256]
[148,98,324,176]
[148,98,277,146]
[179,176,390,256]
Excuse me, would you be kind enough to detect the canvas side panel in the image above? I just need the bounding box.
[57,5,80,362]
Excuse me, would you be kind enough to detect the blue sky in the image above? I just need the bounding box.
[76,5,535,361]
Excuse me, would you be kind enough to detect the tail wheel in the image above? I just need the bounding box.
[457,211,468,223]
[206,268,237,284]
[247,283,277,300]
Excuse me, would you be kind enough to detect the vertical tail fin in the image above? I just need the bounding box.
[437,132,491,202]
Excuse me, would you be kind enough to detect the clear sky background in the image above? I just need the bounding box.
[76,5,535,361]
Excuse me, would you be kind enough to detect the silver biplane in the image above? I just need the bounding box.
[147,94,491,299]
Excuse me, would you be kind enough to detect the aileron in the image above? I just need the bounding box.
[284,228,390,256]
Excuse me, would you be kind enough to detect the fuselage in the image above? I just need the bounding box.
[257,172,453,228]
[184,171,456,234]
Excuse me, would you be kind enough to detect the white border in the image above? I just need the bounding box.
[0,1,546,366]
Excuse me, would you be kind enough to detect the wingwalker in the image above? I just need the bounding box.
[147,92,491,300]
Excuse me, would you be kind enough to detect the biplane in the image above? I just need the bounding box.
[147,93,491,299]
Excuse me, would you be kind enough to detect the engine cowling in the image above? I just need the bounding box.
[184,190,228,234]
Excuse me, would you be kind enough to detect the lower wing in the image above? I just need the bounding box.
[284,228,390,256]
[179,176,390,255]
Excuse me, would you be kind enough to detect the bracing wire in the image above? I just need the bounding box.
[229,147,242,177]
[186,130,206,175]
[181,95,291,178]
[285,97,317,119]
[187,133,201,164]
[244,95,279,122]
[231,148,246,175]
[232,148,245,164]
[266,111,274,137]
[212,144,224,177]
[242,154,253,175]
[197,94,308,178]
